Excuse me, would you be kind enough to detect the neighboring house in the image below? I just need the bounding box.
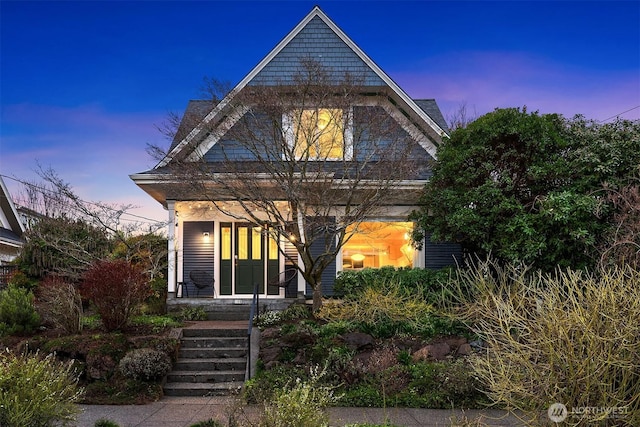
[131,7,461,300]
[0,176,25,284]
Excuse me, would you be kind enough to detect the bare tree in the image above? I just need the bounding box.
[446,101,478,130]
[153,60,428,310]
[600,182,640,268]
[17,166,167,281]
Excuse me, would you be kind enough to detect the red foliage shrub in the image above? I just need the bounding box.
[81,259,151,331]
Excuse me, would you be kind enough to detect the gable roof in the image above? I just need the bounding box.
[157,6,447,169]
[0,176,25,248]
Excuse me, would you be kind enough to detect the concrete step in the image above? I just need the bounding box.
[182,328,247,338]
[163,381,244,397]
[174,357,246,371]
[180,336,247,349]
[163,326,250,397]
[167,370,246,383]
[179,347,247,359]
[206,307,251,321]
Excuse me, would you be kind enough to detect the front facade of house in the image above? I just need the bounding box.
[131,7,461,300]
[0,176,25,266]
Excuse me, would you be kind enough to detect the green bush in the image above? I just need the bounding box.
[0,284,40,336]
[260,366,337,427]
[7,269,35,291]
[334,267,452,306]
[189,420,224,427]
[0,350,83,427]
[94,419,120,427]
[118,348,172,381]
[179,305,208,321]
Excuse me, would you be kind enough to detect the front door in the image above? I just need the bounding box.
[235,224,264,294]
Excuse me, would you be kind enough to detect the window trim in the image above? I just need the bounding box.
[283,107,353,161]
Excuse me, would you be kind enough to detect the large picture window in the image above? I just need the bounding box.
[284,108,352,160]
[342,222,414,269]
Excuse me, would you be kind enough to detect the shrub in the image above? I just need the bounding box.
[334,267,452,306]
[189,420,224,427]
[317,286,465,339]
[179,305,208,321]
[453,260,640,425]
[118,348,172,381]
[95,419,121,427]
[81,259,151,331]
[36,275,83,334]
[7,269,35,291]
[0,284,40,336]
[260,365,337,427]
[0,350,83,427]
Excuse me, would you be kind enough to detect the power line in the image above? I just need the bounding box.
[599,105,640,123]
[1,174,166,225]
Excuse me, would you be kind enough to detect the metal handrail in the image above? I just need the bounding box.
[247,281,260,379]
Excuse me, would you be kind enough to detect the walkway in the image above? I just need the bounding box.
[76,396,524,427]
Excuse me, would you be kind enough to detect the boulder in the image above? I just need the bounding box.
[412,342,451,362]
[340,332,374,351]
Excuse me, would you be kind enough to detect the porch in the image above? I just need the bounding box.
[166,294,302,321]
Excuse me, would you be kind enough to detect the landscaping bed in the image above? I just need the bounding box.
[1,315,181,404]
[246,301,488,410]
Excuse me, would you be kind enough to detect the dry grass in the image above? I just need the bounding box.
[449,261,640,426]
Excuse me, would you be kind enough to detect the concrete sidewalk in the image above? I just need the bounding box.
[76,396,525,427]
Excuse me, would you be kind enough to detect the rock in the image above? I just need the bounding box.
[412,342,451,362]
[260,327,280,341]
[260,346,281,365]
[280,331,315,347]
[443,336,467,350]
[86,353,116,380]
[457,343,472,356]
[341,332,374,351]
[469,340,485,351]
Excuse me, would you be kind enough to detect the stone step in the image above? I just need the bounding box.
[182,328,247,338]
[163,381,244,397]
[167,370,246,383]
[179,347,247,359]
[206,307,251,321]
[174,357,246,372]
[180,337,247,348]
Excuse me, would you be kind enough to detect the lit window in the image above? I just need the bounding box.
[342,222,414,270]
[284,108,352,160]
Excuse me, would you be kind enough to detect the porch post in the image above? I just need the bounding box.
[167,200,177,297]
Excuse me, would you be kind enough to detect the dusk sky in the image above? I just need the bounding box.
[1,1,639,226]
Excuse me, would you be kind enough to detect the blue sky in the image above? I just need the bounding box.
[1,0,639,225]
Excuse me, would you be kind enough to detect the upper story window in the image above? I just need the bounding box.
[284,108,353,160]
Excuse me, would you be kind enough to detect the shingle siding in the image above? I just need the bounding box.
[250,16,384,87]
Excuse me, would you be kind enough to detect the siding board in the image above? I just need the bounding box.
[424,234,463,269]
[183,221,215,297]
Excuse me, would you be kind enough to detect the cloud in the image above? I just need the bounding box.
[1,103,168,223]
[389,51,640,122]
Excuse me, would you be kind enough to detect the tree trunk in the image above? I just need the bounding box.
[312,283,322,313]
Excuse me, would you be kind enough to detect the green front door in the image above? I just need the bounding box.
[235,224,264,294]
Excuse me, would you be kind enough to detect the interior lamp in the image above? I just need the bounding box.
[351,253,365,268]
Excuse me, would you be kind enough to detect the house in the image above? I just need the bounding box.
[131,7,461,303]
[0,176,25,284]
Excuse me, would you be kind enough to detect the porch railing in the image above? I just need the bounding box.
[247,281,260,379]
